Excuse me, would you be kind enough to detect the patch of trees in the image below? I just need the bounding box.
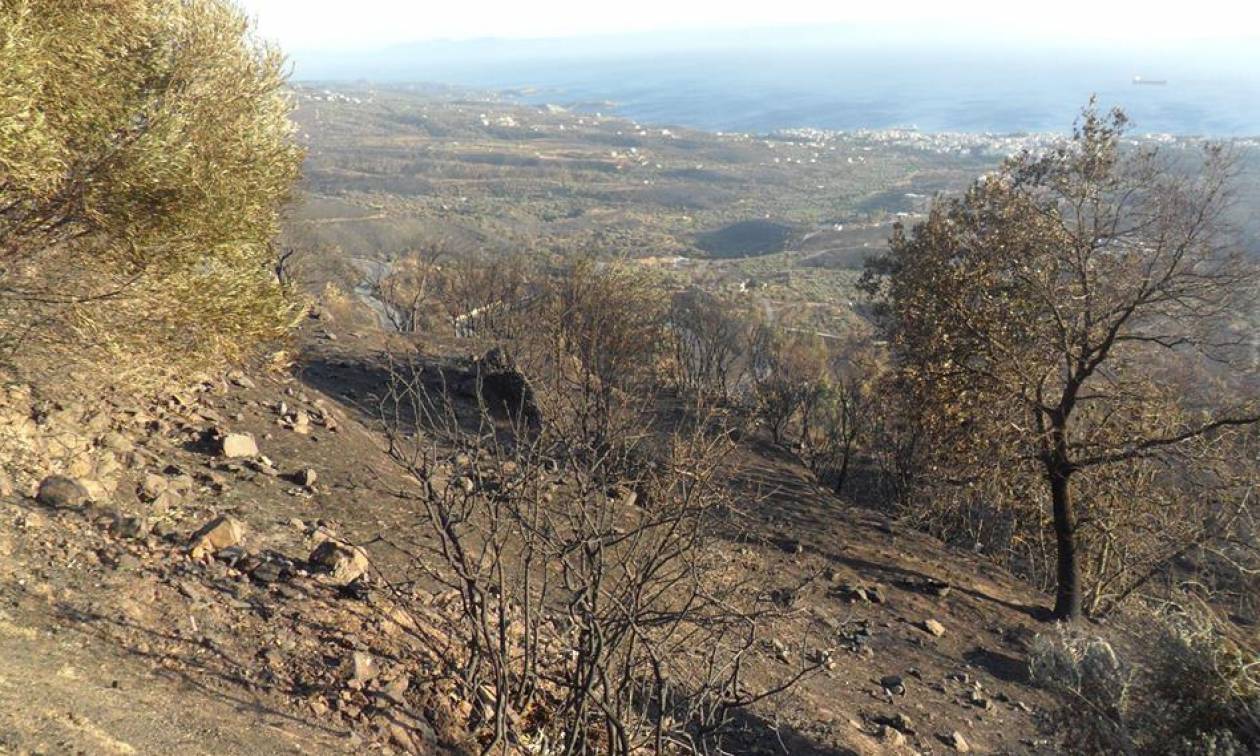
[377,262,823,754]
[368,105,1260,748]
[391,105,1260,635]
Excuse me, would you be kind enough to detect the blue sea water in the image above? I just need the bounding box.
[448,53,1260,137]
[301,39,1260,137]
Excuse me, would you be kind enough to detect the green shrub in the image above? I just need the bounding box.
[0,0,302,374]
[1031,605,1260,754]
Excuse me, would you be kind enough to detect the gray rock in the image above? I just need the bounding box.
[167,473,195,493]
[149,489,181,515]
[878,724,907,747]
[114,515,150,540]
[100,432,134,453]
[36,475,90,508]
[946,731,970,752]
[219,433,258,459]
[309,538,370,585]
[139,473,168,501]
[921,619,946,637]
[250,560,286,584]
[880,674,906,695]
[188,515,245,558]
[885,712,914,734]
[113,553,142,572]
[350,650,378,684]
[770,637,791,663]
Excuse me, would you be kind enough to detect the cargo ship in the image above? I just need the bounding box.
[1132,75,1168,85]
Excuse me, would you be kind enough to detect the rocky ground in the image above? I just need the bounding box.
[0,321,1065,754]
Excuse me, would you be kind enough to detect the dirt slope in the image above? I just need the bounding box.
[0,598,343,755]
[0,327,1063,754]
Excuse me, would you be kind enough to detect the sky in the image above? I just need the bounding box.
[238,0,1260,53]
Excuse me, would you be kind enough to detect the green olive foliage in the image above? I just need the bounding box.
[0,0,301,373]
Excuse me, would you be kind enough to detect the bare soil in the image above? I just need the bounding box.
[0,323,1063,754]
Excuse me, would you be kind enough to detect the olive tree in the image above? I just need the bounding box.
[0,0,301,369]
[864,105,1260,620]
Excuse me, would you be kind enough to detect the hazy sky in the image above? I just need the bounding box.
[238,0,1260,52]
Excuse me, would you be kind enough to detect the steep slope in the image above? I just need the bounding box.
[0,326,1062,754]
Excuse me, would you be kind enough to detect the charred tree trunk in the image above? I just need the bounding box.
[833,457,850,495]
[1048,459,1082,620]
[833,442,852,496]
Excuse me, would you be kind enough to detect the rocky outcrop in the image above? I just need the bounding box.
[0,384,125,501]
[472,347,541,429]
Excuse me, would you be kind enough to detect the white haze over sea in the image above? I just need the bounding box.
[291,28,1260,137]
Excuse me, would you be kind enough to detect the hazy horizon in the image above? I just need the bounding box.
[239,0,1260,53]
[234,2,1260,138]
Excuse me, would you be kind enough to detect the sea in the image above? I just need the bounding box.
[300,37,1260,138]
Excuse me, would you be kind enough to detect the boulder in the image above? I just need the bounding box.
[473,347,542,429]
[139,473,168,501]
[79,478,109,502]
[879,712,914,735]
[166,472,195,493]
[946,731,970,752]
[150,489,181,515]
[100,431,134,453]
[350,651,378,684]
[219,433,258,459]
[36,475,90,508]
[188,515,245,559]
[289,410,310,435]
[878,725,907,747]
[922,619,946,637]
[309,538,370,585]
[228,371,256,390]
[114,515,150,540]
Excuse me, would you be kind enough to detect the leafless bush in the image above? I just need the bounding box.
[798,346,880,495]
[746,326,825,445]
[666,289,751,404]
[444,254,535,341]
[375,358,819,754]
[367,245,447,333]
[522,259,669,456]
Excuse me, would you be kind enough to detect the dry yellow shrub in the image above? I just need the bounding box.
[0,0,302,379]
